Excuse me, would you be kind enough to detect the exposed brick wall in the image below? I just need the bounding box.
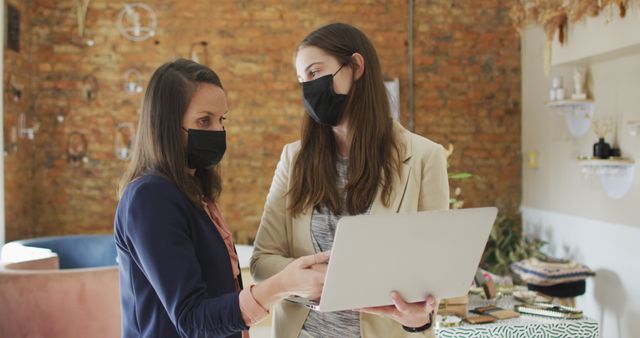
[413,0,522,215]
[4,0,35,240]
[4,0,520,243]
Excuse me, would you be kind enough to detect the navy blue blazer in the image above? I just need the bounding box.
[115,174,247,338]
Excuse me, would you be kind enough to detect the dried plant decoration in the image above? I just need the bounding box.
[75,0,90,38]
[72,0,94,47]
[593,114,615,139]
[67,131,89,165]
[511,0,639,73]
[115,122,135,160]
[190,41,209,66]
[568,0,601,22]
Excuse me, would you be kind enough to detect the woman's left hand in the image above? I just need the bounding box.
[357,292,436,328]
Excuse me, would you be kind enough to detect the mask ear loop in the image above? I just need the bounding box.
[332,63,346,77]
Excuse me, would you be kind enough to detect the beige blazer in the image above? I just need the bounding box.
[250,122,450,338]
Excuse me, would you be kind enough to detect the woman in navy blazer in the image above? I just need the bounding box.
[115,59,329,338]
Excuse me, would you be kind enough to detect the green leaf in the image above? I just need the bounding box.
[448,172,472,180]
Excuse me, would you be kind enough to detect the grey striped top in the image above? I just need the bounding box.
[300,156,370,338]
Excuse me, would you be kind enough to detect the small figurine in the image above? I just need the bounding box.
[572,67,587,100]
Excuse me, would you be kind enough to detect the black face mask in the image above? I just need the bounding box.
[302,64,348,126]
[184,128,226,170]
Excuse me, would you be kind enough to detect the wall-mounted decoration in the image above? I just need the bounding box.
[82,74,99,102]
[115,122,135,160]
[117,99,142,120]
[72,0,94,47]
[7,4,20,52]
[124,69,144,95]
[579,158,635,199]
[7,74,23,102]
[67,132,89,165]
[33,90,70,124]
[510,0,640,73]
[546,100,594,138]
[18,112,39,140]
[190,41,209,65]
[117,3,157,42]
[628,120,640,136]
[3,126,18,156]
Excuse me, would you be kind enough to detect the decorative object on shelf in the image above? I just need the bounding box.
[115,122,135,160]
[546,100,594,137]
[72,0,94,47]
[509,0,639,73]
[592,114,614,158]
[66,131,89,165]
[610,147,621,157]
[571,67,588,100]
[549,75,564,101]
[81,74,98,102]
[124,68,144,95]
[578,158,635,198]
[593,137,611,159]
[33,90,69,124]
[189,41,209,65]
[117,3,157,42]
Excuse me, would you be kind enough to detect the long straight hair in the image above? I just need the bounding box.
[118,59,224,207]
[289,23,402,216]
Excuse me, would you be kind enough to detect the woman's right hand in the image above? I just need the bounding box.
[278,251,330,300]
[251,251,330,310]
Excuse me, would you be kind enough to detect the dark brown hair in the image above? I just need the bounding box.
[118,58,224,207]
[289,23,402,216]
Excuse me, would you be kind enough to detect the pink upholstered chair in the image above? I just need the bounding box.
[0,235,121,338]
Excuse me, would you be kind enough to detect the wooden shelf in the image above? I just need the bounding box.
[546,101,595,137]
[577,158,635,199]
[578,158,635,166]
[546,99,594,107]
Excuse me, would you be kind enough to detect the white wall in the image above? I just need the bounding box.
[522,8,640,338]
[522,207,640,338]
[1,0,6,246]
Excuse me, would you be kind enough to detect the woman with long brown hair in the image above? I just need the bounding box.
[251,23,450,338]
[115,59,329,338]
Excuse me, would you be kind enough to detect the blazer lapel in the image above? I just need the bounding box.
[291,206,314,257]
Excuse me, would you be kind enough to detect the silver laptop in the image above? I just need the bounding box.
[286,207,498,312]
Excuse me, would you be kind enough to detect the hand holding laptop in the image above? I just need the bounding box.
[358,292,436,328]
[252,251,330,308]
[278,251,330,300]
